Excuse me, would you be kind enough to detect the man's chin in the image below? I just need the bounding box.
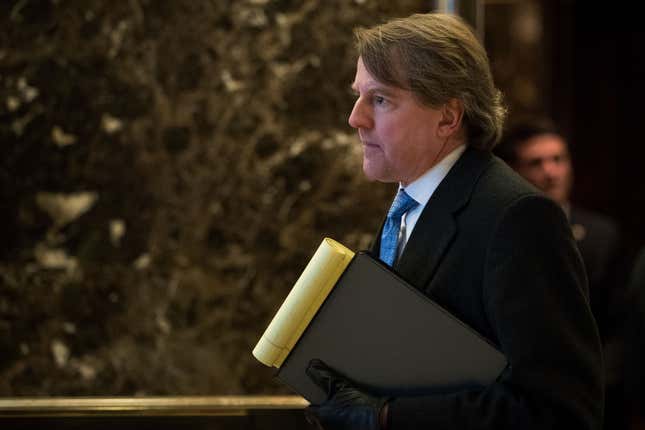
[544,189,568,206]
[362,164,395,183]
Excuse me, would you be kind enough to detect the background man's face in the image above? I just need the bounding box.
[514,134,573,205]
[348,58,446,185]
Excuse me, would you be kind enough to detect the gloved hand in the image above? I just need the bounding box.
[305,359,389,430]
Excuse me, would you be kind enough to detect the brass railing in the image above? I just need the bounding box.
[0,395,311,429]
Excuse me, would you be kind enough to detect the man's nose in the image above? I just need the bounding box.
[348,98,373,129]
[542,159,563,180]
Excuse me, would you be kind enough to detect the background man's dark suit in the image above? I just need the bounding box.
[570,207,621,336]
[570,207,625,430]
[371,147,604,429]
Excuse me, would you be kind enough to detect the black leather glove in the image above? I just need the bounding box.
[305,359,389,430]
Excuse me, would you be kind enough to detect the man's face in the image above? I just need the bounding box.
[513,134,573,205]
[348,57,446,185]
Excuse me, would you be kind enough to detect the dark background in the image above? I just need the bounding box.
[1,0,643,396]
[546,2,645,263]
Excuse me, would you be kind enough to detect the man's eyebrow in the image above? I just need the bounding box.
[350,83,397,96]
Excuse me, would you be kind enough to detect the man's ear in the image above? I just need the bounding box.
[438,98,464,138]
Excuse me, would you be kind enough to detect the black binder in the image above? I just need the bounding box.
[275,252,507,404]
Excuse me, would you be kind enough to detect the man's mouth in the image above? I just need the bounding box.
[362,140,380,148]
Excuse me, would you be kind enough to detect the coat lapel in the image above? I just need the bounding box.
[394,147,493,291]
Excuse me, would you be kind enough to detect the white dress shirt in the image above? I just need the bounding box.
[396,144,467,259]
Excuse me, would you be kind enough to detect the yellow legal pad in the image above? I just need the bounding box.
[252,238,354,368]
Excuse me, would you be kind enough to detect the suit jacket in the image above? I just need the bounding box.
[570,206,622,340]
[571,206,620,286]
[371,147,604,429]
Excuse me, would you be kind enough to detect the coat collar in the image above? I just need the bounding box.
[371,147,493,291]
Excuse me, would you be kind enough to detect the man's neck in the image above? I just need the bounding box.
[401,137,465,187]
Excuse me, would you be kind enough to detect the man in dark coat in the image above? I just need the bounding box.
[305,12,604,430]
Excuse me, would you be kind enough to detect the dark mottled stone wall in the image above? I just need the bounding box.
[0,0,431,395]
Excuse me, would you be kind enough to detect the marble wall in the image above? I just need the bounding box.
[0,0,433,395]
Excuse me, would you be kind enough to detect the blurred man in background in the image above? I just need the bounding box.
[496,118,622,337]
[496,118,625,429]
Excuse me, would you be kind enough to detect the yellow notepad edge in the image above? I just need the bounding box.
[252,238,355,368]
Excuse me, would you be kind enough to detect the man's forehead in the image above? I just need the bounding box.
[351,61,404,95]
[520,134,568,151]
[352,62,378,88]
[518,135,570,160]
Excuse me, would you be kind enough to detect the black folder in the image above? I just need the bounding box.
[275,252,507,404]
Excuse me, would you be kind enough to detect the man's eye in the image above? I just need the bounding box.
[552,155,565,163]
[374,95,386,105]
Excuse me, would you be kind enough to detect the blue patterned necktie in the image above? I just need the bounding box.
[379,189,419,266]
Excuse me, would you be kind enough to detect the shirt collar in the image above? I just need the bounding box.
[401,144,467,206]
